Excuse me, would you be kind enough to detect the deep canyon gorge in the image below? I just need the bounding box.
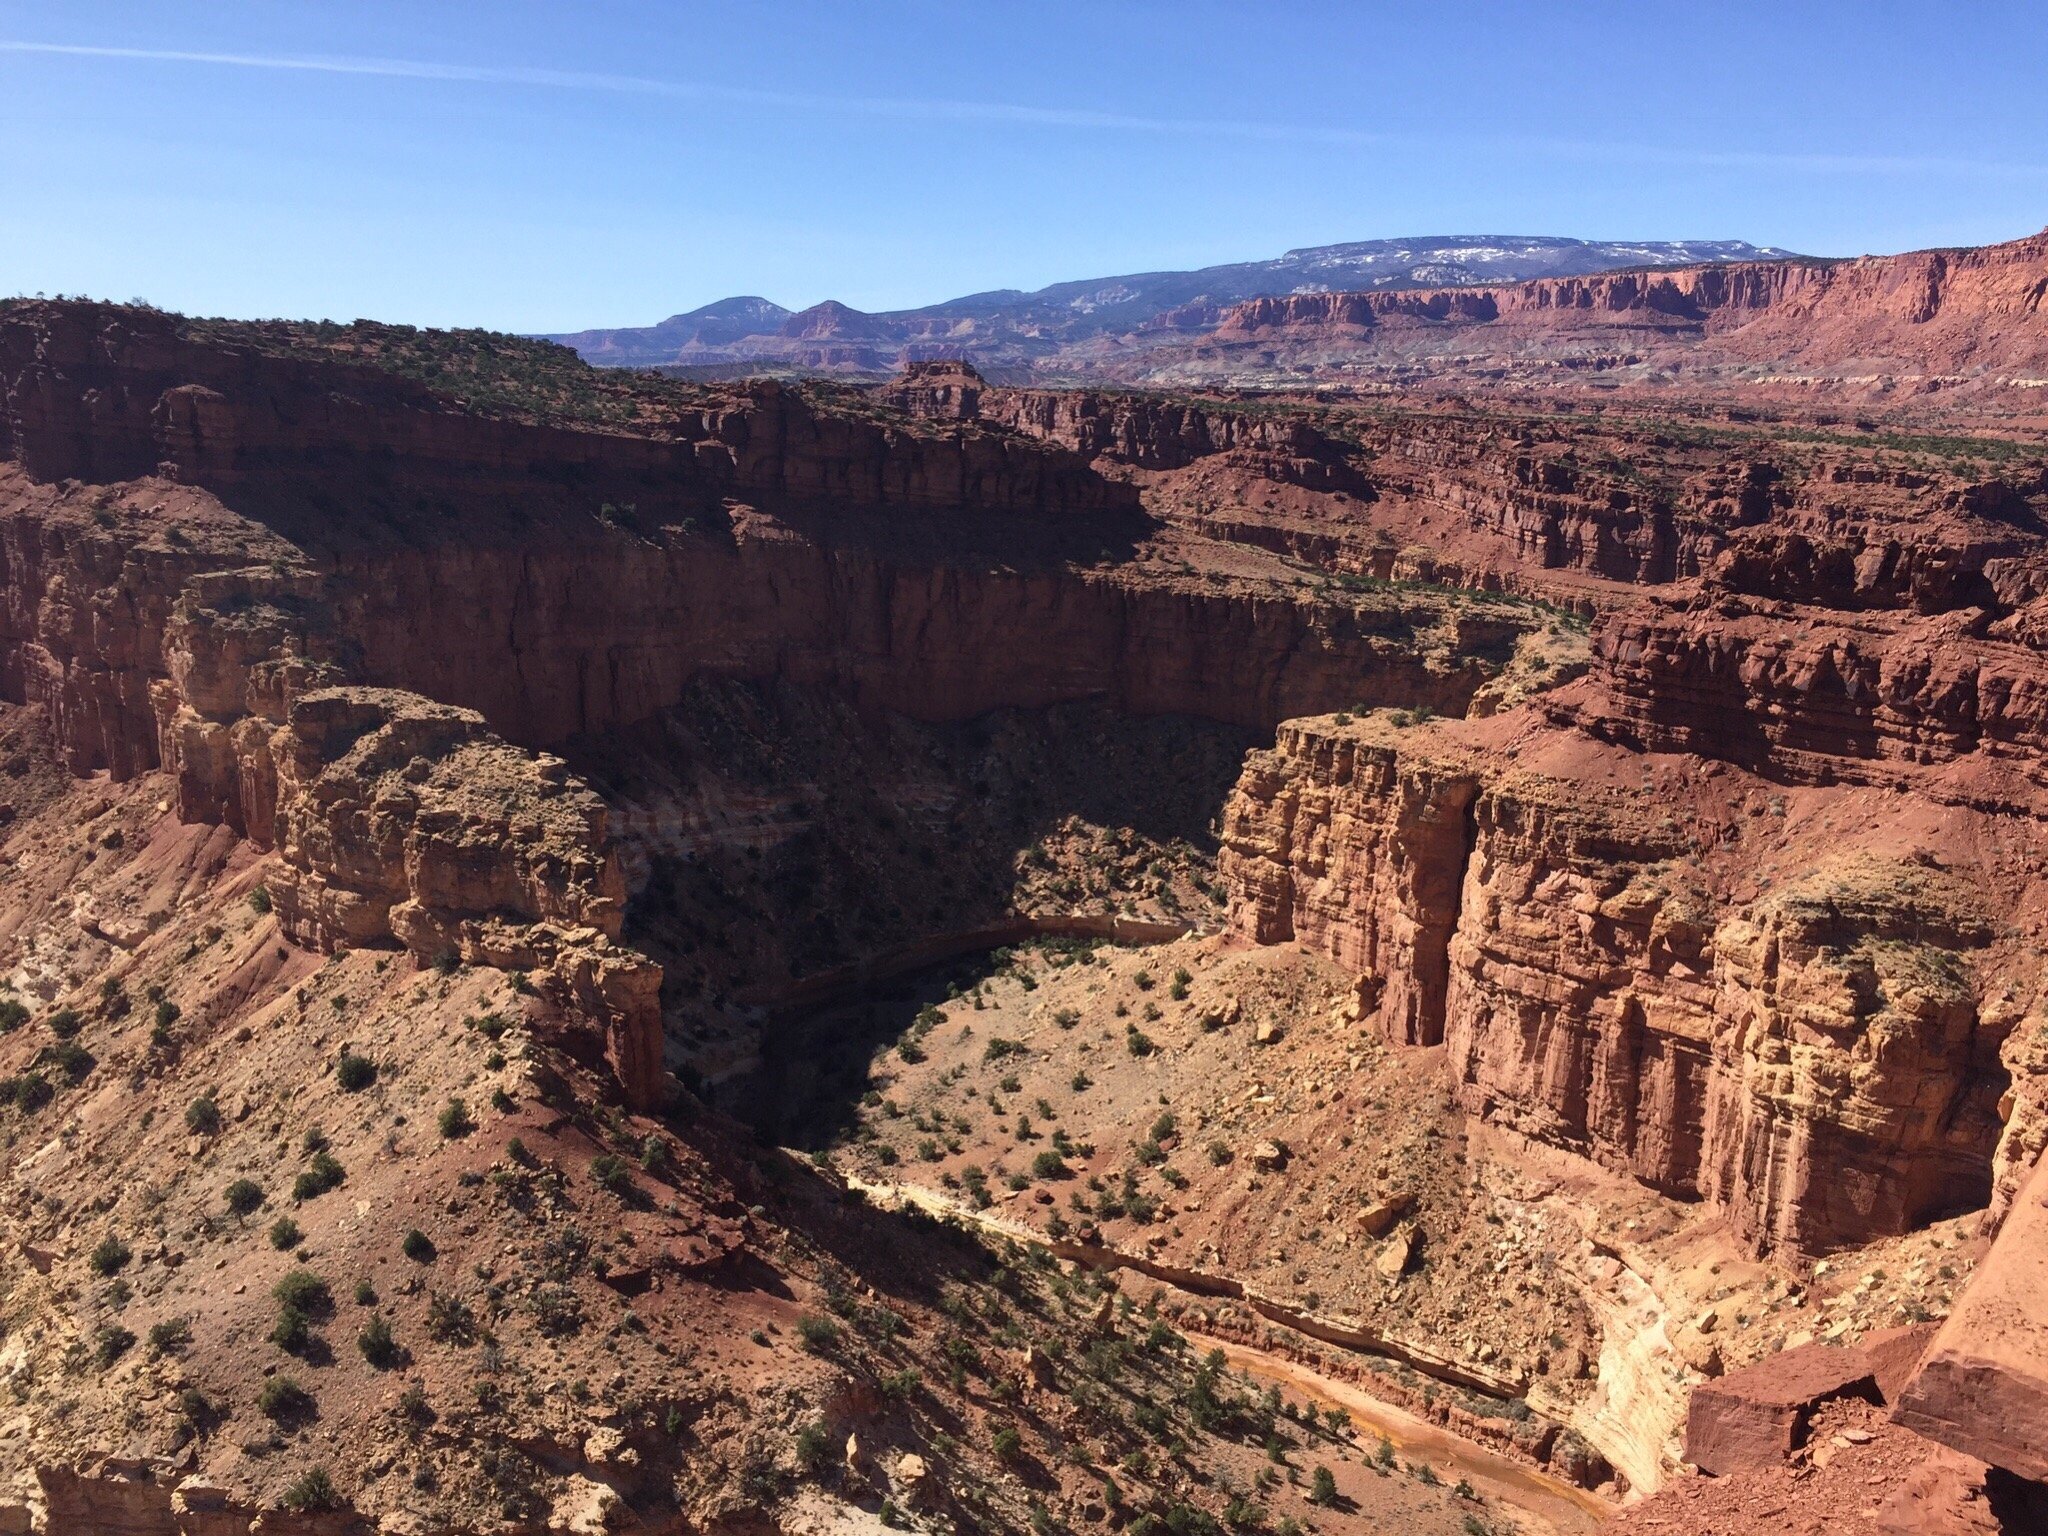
[0,230,2045,1534]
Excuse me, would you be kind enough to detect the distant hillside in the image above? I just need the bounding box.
[543,235,1800,375]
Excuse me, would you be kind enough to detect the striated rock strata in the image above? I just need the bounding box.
[1222,715,2016,1257]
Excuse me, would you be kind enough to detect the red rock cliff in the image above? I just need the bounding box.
[1222,715,2019,1258]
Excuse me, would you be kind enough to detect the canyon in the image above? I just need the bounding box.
[0,259,2046,1533]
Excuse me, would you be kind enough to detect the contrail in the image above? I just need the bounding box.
[4,38,2044,179]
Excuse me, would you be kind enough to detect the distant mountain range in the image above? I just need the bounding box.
[543,235,1802,377]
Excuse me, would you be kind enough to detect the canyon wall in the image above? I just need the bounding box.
[1221,716,2015,1258]
[0,303,1568,1113]
[9,298,2042,1264]
[1567,598,2048,784]
[1171,260,1826,339]
[1145,228,2048,383]
[1,306,1540,764]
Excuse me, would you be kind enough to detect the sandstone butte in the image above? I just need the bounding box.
[0,235,2042,1534]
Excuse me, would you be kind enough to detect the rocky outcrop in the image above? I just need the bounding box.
[22,1460,367,1535]
[1143,229,2048,388]
[980,387,1372,495]
[1568,599,2048,787]
[1221,716,2012,1256]
[142,564,666,1107]
[1173,260,1824,340]
[2,300,1131,515]
[1220,723,1480,1046]
[1895,1146,2048,1481]
[0,304,1578,1120]
[1683,1341,1884,1475]
[0,305,1560,766]
[882,359,1372,494]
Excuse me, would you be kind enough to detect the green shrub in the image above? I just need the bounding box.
[269,1307,310,1353]
[90,1324,133,1368]
[436,1098,474,1139]
[184,1095,220,1135]
[424,1290,475,1344]
[293,1150,345,1201]
[795,1314,839,1353]
[1031,1150,1068,1179]
[88,1235,131,1276]
[45,1039,93,1081]
[334,1051,375,1091]
[46,1008,81,1040]
[268,1216,302,1251]
[0,998,26,1032]
[529,1282,584,1336]
[880,1367,921,1401]
[1311,1466,1338,1506]
[1,1071,52,1112]
[280,1467,337,1511]
[224,1178,264,1216]
[358,1314,398,1367]
[257,1375,309,1419]
[795,1419,835,1477]
[273,1270,330,1313]
[401,1228,436,1263]
[590,1153,632,1195]
[353,1278,377,1306]
[991,1423,1023,1462]
[398,1382,432,1426]
[248,885,272,915]
[147,1317,191,1355]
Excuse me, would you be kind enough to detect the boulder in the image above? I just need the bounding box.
[1355,1189,1415,1236]
[1894,1149,2048,1480]
[1375,1223,1416,1280]
[1683,1342,1882,1475]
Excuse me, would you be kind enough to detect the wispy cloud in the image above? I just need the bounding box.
[5,38,2045,180]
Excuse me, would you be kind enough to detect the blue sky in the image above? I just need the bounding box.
[3,1,2045,331]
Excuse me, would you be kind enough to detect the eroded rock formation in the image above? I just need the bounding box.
[1222,715,2017,1257]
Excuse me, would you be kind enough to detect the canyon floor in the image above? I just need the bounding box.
[0,283,2045,1532]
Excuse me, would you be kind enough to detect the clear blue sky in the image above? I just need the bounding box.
[3,1,2045,331]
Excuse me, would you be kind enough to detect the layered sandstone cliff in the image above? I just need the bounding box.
[0,303,1586,1120]
[1222,714,2019,1258]
[1138,228,2048,388]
